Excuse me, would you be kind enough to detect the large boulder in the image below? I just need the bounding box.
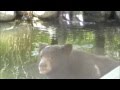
[0,11,16,21]
[115,11,120,21]
[84,11,111,22]
[33,11,58,19]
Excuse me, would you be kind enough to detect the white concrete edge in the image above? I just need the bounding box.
[100,66,120,79]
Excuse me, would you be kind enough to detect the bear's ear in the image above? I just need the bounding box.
[38,44,48,53]
[61,44,72,55]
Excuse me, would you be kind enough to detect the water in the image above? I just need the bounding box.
[0,20,120,79]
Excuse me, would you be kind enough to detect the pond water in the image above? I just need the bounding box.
[0,20,120,79]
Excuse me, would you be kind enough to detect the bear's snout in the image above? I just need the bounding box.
[39,58,52,74]
[39,62,47,69]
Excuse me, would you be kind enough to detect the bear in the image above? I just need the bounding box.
[38,44,119,79]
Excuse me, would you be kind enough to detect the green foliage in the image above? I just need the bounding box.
[0,24,50,79]
[0,22,120,79]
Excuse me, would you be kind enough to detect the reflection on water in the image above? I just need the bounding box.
[0,21,120,79]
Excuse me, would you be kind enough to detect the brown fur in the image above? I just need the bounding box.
[38,44,119,79]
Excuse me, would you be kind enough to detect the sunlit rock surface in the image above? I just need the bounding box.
[115,11,120,21]
[33,11,58,19]
[0,11,16,21]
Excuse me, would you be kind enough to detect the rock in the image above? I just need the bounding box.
[33,11,58,19]
[115,11,120,21]
[84,11,111,22]
[0,11,16,21]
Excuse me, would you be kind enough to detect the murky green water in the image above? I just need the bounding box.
[0,21,120,79]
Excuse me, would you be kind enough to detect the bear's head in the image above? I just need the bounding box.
[38,44,72,75]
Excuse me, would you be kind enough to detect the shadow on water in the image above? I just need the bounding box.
[0,21,120,79]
